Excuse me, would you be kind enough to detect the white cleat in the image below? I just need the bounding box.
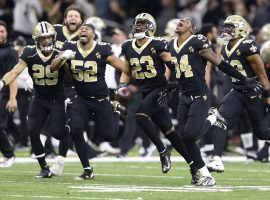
[208,107,227,130]
[0,156,15,168]
[196,176,216,186]
[99,142,120,155]
[206,156,225,173]
[50,156,65,176]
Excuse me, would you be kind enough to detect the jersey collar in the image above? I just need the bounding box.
[173,35,194,53]
[131,37,153,54]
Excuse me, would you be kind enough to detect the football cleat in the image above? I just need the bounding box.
[74,168,95,180]
[206,156,225,173]
[50,156,65,176]
[0,156,15,168]
[196,176,216,186]
[208,107,227,130]
[190,165,200,185]
[34,167,52,178]
[112,101,127,118]
[257,146,269,163]
[159,149,171,174]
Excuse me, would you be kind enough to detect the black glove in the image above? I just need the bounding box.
[266,103,270,115]
[157,81,179,108]
[243,76,264,94]
[115,82,127,93]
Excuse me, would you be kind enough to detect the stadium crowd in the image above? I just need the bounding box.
[0,0,270,185]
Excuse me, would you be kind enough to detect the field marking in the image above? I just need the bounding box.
[0,194,135,200]
[0,156,262,163]
[69,184,270,193]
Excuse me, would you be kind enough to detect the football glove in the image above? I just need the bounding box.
[243,76,263,94]
[25,78,33,92]
[266,103,270,115]
[115,82,127,93]
[0,79,5,91]
[61,50,76,60]
[157,81,179,108]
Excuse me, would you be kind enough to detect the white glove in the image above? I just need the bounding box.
[0,80,5,91]
[61,50,76,60]
[25,78,33,92]
[64,97,73,111]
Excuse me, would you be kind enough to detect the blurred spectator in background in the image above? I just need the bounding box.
[13,36,31,151]
[12,0,43,44]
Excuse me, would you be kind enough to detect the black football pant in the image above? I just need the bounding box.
[70,95,116,168]
[28,96,66,160]
[0,98,15,158]
[177,94,209,169]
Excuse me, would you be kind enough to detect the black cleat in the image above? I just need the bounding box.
[74,168,95,180]
[34,167,52,178]
[257,146,269,163]
[159,149,171,173]
[190,165,199,185]
[112,101,127,118]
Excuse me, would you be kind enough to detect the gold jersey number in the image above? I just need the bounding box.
[130,56,157,79]
[71,60,97,82]
[32,64,58,86]
[171,55,193,78]
[230,60,247,82]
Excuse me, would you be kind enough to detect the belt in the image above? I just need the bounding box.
[179,93,208,101]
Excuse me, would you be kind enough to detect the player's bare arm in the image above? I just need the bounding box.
[2,59,27,85]
[106,54,130,74]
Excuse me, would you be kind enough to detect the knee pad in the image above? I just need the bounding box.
[136,114,150,125]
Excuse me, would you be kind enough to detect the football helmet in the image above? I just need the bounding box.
[260,40,270,64]
[132,13,156,39]
[260,23,270,42]
[164,18,179,38]
[32,21,56,53]
[221,15,249,41]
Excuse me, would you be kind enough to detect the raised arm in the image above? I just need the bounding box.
[50,50,76,71]
[1,59,27,87]
[199,48,247,82]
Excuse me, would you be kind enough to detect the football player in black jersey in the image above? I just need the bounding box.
[166,17,261,186]
[50,23,128,180]
[50,4,84,177]
[203,15,270,172]
[118,13,200,183]
[0,21,70,178]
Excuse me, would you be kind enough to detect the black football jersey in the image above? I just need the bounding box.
[54,24,79,50]
[221,38,260,85]
[20,46,64,99]
[0,44,18,98]
[54,24,79,87]
[168,34,209,96]
[62,40,113,98]
[121,37,168,93]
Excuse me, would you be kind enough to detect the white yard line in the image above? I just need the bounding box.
[0,156,255,163]
[0,194,136,200]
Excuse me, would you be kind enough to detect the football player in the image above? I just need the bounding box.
[50,4,84,177]
[165,17,261,186]
[0,21,70,178]
[198,15,270,171]
[118,13,200,183]
[50,23,128,180]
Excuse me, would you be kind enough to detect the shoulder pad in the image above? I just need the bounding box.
[54,24,63,27]
[26,45,35,49]
[195,34,208,42]
[98,42,110,46]
[66,40,77,44]
[242,39,253,44]
[153,37,166,41]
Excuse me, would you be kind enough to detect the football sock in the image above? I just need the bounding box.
[184,140,205,169]
[59,135,72,157]
[213,128,227,157]
[136,115,166,152]
[165,131,193,163]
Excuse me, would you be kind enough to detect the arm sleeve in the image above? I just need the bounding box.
[217,60,246,82]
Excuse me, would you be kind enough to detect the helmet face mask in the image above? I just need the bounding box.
[220,15,249,41]
[32,21,56,53]
[132,13,156,39]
